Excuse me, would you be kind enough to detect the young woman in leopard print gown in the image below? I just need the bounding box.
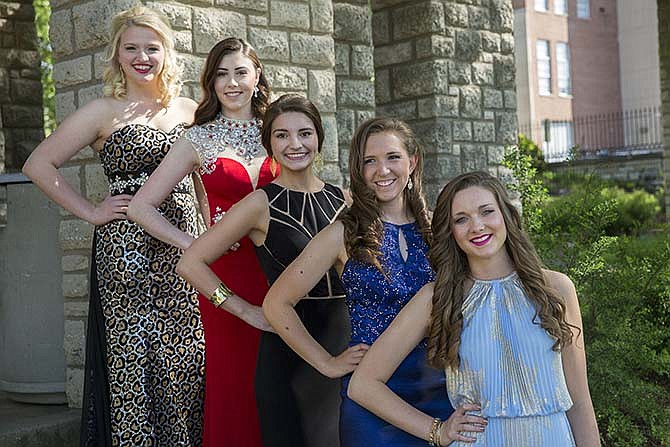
[22,7,205,446]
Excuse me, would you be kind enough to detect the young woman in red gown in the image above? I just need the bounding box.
[129,37,276,447]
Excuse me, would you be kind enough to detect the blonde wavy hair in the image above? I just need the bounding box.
[426,171,575,370]
[103,5,181,106]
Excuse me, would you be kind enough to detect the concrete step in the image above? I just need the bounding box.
[0,391,79,447]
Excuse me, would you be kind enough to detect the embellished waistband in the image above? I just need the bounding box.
[302,294,346,300]
[108,171,190,196]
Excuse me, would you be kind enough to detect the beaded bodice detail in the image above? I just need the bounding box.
[447,272,573,417]
[185,114,265,173]
[341,222,434,345]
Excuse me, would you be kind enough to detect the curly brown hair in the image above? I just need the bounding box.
[339,117,431,274]
[426,171,575,370]
[193,37,270,125]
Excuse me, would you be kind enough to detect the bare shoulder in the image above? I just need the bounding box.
[171,96,198,121]
[543,268,579,307]
[236,188,270,214]
[412,281,436,311]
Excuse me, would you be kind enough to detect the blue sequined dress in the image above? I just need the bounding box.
[446,272,575,446]
[339,222,454,446]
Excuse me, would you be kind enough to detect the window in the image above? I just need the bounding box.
[556,42,571,95]
[577,0,590,18]
[536,40,552,95]
[542,120,574,162]
[554,0,567,15]
[535,0,548,11]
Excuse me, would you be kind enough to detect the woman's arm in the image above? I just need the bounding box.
[22,99,132,225]
[548,270,601,447]
[348,283,486,445]
[127,137,200,250]
[263,222,369,378]
[177,190,272,330]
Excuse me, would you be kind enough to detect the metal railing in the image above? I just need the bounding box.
[519,106,664,162]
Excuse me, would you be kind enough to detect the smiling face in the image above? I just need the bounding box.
[451,186,508,265]
[117,25,165,87]
[270,111,318,173]
[214,50,260,120]
[362,131,416,205]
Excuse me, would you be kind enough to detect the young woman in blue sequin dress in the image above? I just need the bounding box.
[349,171,601,446]
[263,118,482,446]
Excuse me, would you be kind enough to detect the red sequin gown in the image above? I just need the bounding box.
[185,116,277,447]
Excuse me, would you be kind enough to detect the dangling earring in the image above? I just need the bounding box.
[253,85,259,98]
[270,156,278,177]
[407,176,414,191]
[312,151,324,173]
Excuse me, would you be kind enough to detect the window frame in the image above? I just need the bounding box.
[577,0,591,19]
[534,0,549,12]
[554,0,568,15]
[556,42,572,96]
[536,39,552,96]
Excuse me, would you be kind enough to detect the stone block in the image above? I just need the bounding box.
[311,0,333,33]
[145,1,192,29]
[60,165,82,195]
[72,0,136,51]
[504,89,516,109]
[489,0,514,32]
[371,10,390,46]
[335,43,349,76]
[336,109,355,146]
[49,9,73,57]
[377,100,417,121]
[480,31,500,53]
[501,33,514,54]
[468,6,490,30]
[472,62,494,85]
[290,33,334,67]
[473,121,495,142]
[85,163,108,202]
[216,0,267,11]
[336,79,375,108]
[461,144,488,171]
[453,120,472,141]
[448,61,471,84]
[333,3,372,44]
[0,68,8,99]
[63,273,88,298]
[308,69,336,113]
[392,1,445,40]
[413,118,452,155]
[0,48,39,69]
[455,29,481,62]
[193,8,246,54]
[444,2,468,27]
[374,41,412,68]
[53,56,92,88]
[60,219,94,251]
[65,300,89,319]
[78,84,103,107]
[392,60,449,100]
[62,254,89,272]
[18,68,41,80]
[64,319,85,367]
[174,30,193,53]
[415,35,454,59]
[482,88,503,109]
[10,78,42,104]
[0,2,34,20]
[249,28,289,63]
[265,64,308,90]
[55,91,76,123]
[493,54,515,88]
[459,86,481,118]
[351,45,373,77]
[248,15,268,26]
[321,114,338,163]
[270,1,310,29]
[178,54,206,84]
[495,111,517,144]
[2,104,42,127]
[355,110,375,126]
[67,367,84,408]
[423,153,460,183]
[488,144,505,164]
[417,95,459,119]
[374,68,391,105]
[93,51,106,80]
[319,162,342,185]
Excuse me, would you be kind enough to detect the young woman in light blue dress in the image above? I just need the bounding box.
[349,171,601,446]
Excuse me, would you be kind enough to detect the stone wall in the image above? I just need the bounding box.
[0,0,44,173]
[371,0,518,201]
[659,0,670,217]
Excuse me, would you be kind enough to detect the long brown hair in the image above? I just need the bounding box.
[193,37,270,125]
[426,171,575,370]
[261,94,324,157]
[339,117,431,274]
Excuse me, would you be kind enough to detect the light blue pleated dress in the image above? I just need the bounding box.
[446,272,576,447]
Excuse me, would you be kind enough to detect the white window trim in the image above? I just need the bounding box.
[537,40,552,96]
[577,0,591,19]
[554,0,568,15]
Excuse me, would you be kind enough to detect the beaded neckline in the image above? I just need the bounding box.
[214,113,264,163]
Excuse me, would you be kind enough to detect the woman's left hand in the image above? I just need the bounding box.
[439,404,487,445]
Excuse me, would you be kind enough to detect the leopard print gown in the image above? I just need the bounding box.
[81,124,205,447]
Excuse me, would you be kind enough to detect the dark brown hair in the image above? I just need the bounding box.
[261,94,324,157]
[426,171,575,370]
[340,117,431,274]
[193,37,270,125]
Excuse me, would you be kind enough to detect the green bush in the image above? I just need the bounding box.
[504,148,670,447]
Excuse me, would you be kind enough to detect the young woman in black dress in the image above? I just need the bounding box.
[177,94,359,447]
